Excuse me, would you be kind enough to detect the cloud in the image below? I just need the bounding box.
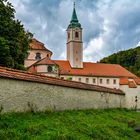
[9,0,140,62]
[84,37,104,62]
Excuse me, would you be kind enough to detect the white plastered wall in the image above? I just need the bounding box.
[120,85,140,109]
[60,75,120,89]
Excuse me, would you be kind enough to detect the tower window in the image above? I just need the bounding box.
[35,53,41,60]
[47,66,53,72]
[68,33,70,39]
[75,32,79,38]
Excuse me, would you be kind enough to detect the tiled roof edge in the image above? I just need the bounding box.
[0,66,124,95]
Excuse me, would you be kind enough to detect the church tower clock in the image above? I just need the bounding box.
[66,3,83,68]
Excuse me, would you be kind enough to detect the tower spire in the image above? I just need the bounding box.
[67,0,81,29]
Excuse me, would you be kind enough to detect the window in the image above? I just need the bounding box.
[47,54,49,58]
[113,79,116,84]
[35,53,41,60]
[75,32,79,38]
[93,79,95,83]
[100,79,103,84]
[69,77,72,81]
[67,77,72,81]
[86,78,89,83]
[68,33,70,39]
[106,79,110,84]
[78,78,81,82]
[47,66,53,72]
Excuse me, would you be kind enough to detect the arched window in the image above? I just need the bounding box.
[75,32,79,38]
[79,78,81,82]
[86,78,89,83]
[100,79,103,84]
[47,54,49,58]
[107,79,110,84]
[113,79,116,84]
[93,79,96,83]
[48,66,53,72]
[35,53,41,60]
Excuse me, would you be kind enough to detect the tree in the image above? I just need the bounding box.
[100,46,140,77]
[0,0,32,69]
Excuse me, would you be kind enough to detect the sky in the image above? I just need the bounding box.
[9,0,140,62]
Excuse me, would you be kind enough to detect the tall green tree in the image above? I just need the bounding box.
[0,0,32,69]
[100,46,140,77]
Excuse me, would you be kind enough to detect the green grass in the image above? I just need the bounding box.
[0,109,140,140]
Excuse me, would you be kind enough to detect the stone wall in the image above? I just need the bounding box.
[0,78,125,113]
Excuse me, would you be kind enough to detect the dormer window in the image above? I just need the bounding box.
[75,32,79,38]
[35,53,41,60]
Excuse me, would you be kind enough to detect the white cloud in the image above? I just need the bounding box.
[84,37,104,62]
[136,41,140,47]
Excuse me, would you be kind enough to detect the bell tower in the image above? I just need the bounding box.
[66,2,83,68]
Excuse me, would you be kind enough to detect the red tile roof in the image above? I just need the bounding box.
[0,66,124,95]
[119,77,138,88]
[129,81,137,88]
[37,60,136,78]
[30,38,52,54]
[119,77,129,85]
[134,78,140,85]
[35,57,57,65]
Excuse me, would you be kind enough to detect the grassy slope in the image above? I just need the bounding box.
[0,109,140,140]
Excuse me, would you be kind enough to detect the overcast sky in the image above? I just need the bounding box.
[9,0,140,62]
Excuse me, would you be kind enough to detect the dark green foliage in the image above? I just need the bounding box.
[0,109,140,139]
[100,46,140,76]
[0,0,32,70]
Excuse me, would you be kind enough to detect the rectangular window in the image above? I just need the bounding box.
[107,79,110,84]
[35,52,41,60]
[68,33,70,39]
[86,78,89,83]
[100,79,103,84]
[113,79,116,84]
[93,78,96,83]
[78,78,81,82]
